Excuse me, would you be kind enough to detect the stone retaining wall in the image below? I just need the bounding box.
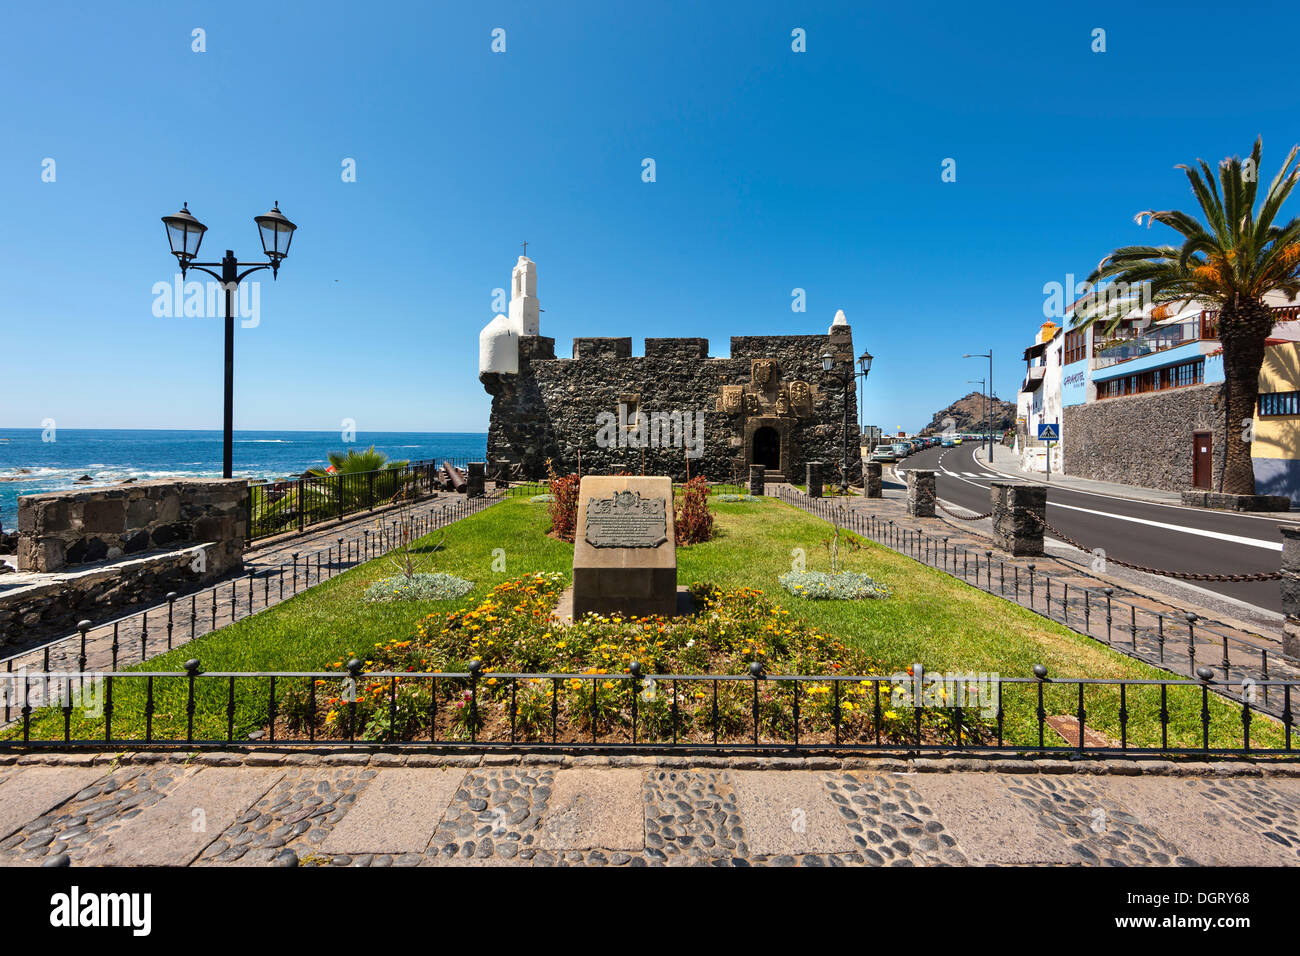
[17,479,247,574]
[1062,384,1224,491]
[0,548,206,648]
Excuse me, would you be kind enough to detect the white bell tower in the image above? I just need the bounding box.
[509,255,540,335]
[479,252,542,375]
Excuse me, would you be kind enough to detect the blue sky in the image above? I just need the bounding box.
[3,0,1299,435]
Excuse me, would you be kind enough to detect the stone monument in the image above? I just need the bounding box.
[571,476,677,618]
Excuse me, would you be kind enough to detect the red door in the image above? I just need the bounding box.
[1192,432,1212,489]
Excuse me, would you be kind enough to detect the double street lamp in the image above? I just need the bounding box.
[161,202,297,479]
[822,347,874,492]
[963,350,994,461]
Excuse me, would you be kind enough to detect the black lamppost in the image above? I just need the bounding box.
[823,348,873,492]
[161,201,297,479]
[968,377,985,443]
[963,350,993,461]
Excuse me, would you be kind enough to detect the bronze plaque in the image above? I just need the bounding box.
[584,490,668,549]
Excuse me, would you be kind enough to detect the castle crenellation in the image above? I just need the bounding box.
[480,256,858,482]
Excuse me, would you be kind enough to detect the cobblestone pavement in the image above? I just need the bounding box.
[0,753,1297,867]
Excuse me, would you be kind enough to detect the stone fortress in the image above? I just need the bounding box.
[479,254,859,482]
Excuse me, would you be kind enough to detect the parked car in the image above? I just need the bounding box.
[940,436,956,447]
[869,444,899,463]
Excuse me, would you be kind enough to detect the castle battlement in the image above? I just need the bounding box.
[478,254,858,481]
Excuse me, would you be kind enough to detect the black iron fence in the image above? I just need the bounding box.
[0,495,497,713]
[778,487,1298,717]
[1,662,1295,757]
[247,457,475,541]
[499,479,750,499]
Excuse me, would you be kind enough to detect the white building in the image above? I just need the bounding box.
[478,255,541,376]
[1016,321,1064,473]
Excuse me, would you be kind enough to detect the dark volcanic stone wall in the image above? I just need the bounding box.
[1062,383,1225,491]
[483,334,857,481]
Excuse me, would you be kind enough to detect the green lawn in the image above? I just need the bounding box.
[7,496,1286,751]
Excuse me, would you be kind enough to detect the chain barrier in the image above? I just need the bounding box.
[1022,509,1284,583]
[936,499,993,521]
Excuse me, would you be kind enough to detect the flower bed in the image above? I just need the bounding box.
[282,572,989,746]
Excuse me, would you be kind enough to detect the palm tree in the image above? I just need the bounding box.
[309,445,408,477]
[308,446,411,513]
[1071,139,1300,494]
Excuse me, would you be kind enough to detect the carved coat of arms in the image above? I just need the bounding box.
[720,385,744,416]
[789,380,812,416]
[752,359,776,388]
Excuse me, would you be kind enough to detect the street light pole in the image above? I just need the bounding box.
[222,251,237,481]
[964,350,994,463]
[824,348,873,492]
[161,202,297,479]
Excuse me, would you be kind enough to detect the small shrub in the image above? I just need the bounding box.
[546,461,580,542]
[779,570,891,601]
[675,476,714,545]
[363,572,474,603]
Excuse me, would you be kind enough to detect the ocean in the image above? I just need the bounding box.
[0,429,488,529]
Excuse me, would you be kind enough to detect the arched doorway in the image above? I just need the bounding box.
[752,426,780,470]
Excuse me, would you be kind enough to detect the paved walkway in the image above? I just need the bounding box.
[0,752,1295,867]
[777,483,1300,715]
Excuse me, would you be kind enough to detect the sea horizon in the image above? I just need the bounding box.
[0,428,488,526]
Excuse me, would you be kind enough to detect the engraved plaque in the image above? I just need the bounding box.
[584,490,668,548]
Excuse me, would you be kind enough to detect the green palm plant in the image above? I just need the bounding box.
[308,445,411,513]
[1071,139,1300,494]
[309,445,408,477]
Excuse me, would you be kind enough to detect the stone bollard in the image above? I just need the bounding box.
[749,465,766,497]
[466,462,486,499]
[806,461,823,499]
[1281,527,1300,660]
[990,482,1047,556]
[864,461,882,498]
[906,470,936,517]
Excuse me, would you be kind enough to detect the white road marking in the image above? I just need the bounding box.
[1047,500,1282,551]
[970,448,1300,527]
[936,450,1281,551]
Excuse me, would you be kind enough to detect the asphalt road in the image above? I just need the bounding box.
[897,442,1297,614]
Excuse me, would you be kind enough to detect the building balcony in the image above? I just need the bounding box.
[1093,311,1216,370]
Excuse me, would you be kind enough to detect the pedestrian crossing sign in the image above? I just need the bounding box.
[1037,423,1060,441]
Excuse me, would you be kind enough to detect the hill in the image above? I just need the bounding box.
[919,391,1016,436]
